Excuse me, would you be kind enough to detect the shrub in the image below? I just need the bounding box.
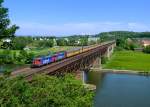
[143,46,150,54]
[0,74,94,107]
[17,50,35,64]
[101,56,108,64]
[0,50,14,64]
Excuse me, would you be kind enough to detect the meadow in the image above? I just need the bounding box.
[104,51,150,72]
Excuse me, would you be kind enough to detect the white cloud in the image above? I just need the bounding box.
[127,22,149,31]
[14,21,150,36]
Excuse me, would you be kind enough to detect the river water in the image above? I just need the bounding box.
[85,71,150,107]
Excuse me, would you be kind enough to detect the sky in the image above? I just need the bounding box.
[4,0,150,36]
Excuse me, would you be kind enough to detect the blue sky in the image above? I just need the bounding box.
[4,0,150,36]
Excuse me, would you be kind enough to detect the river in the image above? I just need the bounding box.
[85,71,150,107]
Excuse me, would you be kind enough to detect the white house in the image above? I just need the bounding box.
[2,38,11,43]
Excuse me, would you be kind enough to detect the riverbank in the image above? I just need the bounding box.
[84,84,96,91]
[101,69,150,76]
[104,51,150,72]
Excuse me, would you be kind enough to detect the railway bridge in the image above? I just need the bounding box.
[12,41,116,80]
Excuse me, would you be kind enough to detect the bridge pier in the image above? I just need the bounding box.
[91,56,102,71]
[105,43,116,59]
[75,69,89,84]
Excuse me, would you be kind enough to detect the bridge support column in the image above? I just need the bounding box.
[91,56,101,71]
[106,44,115,59]
[75,70,88,84]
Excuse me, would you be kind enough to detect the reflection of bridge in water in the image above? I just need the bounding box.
[11,41,116,80]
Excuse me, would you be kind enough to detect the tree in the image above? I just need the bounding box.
[56,38,68,46]
[0,50,14,64]
[0,74,94,107]
[79,36,88,46]
[37,39,54,48]
[0,0,19,40]
[11,37,33,50]
[44,39,54,47]
[17,50,35,64]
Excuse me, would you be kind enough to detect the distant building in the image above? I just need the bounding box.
[141,40,150,47]
[88,37,99,42]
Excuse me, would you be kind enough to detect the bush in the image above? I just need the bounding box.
[25,52,35,64]
[143,46,150,54]
[3,70,12,76]
[56,38,68,46]
[0,50,14,64]
[37,39,54,48]
[115,47,124,51]
[17,50,35,64]
[0,74,94,107]
[11,37,33,50]
[101,56,108,64]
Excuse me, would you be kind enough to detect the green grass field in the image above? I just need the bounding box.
[104,51,150,72]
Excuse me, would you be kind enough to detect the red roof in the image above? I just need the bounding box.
[141,40,150,45]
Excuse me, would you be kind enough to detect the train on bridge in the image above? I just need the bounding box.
[11,41,115,80]
[32,44,104,67]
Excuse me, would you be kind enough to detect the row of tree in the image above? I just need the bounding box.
[56,36,89,46]
[96,31,150,39]
[1,36,90,50]
[1,36,55,50]
[95,31,150,51]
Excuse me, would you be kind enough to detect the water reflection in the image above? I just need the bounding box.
[85,72,150,107]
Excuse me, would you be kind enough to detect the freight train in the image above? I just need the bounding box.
[31,41,111,68]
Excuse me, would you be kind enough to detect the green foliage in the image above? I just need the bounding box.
[17,50,35,64]
[68,36,77,46]
[0,50,14,64]
[88,40,97,45]
[114,47,124,51]
[0,49,35,65]
[116,38,126,47]
[11,36,33,50]
[1,41,12,49]
[79,37,88,46]
[143,46,150,54]
[67,35,89,46]
[116,38,137,50]
[0,0,19,40]
[0,74,94,107]
[3,69,12,76]
[36,39,54,48]
[56,38,68,46]
[101,56,108,64]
